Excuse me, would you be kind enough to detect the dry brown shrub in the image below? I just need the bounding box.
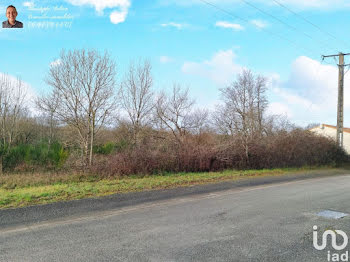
[90,129,349,177]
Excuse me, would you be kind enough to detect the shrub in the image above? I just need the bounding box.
[2,141,69,171]
[90,130,349,177]
[94,142,116,155]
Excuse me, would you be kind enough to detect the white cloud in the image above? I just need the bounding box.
[50,59,62,67]
[250,19,268,29]
[215,21,244,31]
[269,56,350,126]
[161,22,186,29]
[181,52,348,126]
[23,1,35,8]
[182,49,243,86]
[160,56,174,64]
[65,0,130,13]
[267,102,293,118]
[181,48,350,126]
[0,73,37,111]
[110,9,128,24]
[287,56,343,107]
[65,0,131,24]
[272,87,320,112]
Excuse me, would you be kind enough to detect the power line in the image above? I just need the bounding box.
[345,64,350,76]
[239,0,336,52]
[198,0,250,24]
[197,0,318,58]
[272,0,349,49]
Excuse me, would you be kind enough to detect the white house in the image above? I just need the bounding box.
[309,124,350,154]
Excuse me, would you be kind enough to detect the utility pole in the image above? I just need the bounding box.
[322,52,350,149]
[338,53,345,148]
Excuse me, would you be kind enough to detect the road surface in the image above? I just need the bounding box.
[1,173,350,261]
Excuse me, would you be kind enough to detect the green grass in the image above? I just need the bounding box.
[0,166,348,209]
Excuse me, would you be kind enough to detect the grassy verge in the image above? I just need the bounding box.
[0,166,348,209]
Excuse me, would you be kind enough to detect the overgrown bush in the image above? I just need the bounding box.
[2,141,69,171]
[93,142,116,155]
[90,129,349,177]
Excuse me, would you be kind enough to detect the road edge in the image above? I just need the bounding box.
[0,169,349,230]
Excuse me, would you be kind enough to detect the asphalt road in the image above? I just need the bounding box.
[1,173,350,261]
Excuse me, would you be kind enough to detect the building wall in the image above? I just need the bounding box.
[310,125,350,154]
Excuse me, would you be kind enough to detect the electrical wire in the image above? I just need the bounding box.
[197,0,319,58]
[344,65,350,76]
[239,0,336,52]
[198,0,345,127]
[272,0,350,49]
[199,0,340,72]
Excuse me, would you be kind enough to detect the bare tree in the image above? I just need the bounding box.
[0,74,28,148]
[254,75,268,134]
[212,104,238,136]
[264,114,296,135]
[44,49,117,167]
[184,108,209,135]
[119,59,154,145]
[216,70,268,163]
[35,91,60,145]
[155,84,200,143]
[0,74,28,173]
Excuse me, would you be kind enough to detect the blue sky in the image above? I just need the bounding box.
[1,0,350,127]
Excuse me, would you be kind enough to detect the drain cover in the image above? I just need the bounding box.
[317,210,349,219]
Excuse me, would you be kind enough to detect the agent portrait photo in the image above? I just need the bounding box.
[2,5,23,28]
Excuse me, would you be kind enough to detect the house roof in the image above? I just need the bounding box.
[312,124,350,134]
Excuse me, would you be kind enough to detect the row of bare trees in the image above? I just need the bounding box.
[31,49,282,168]
[0,48,341,174]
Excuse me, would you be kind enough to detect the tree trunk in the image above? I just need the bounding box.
[89,118,95,166]
[89,131,94,166]
[0,157,3,175]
